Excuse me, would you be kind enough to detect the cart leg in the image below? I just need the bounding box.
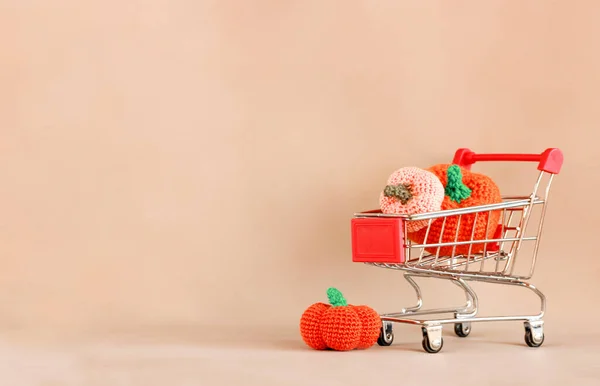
[451,278,478,316]
[401,273,423,313]
[517,281,546,347]
[451,278,478,337]
[517,281,546,320]
[382,274,478,318]
[461,278,546,346]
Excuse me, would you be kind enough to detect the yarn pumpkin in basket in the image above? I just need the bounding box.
[299,288,381,351]
[379,166,445,232]
[407,164,502,257]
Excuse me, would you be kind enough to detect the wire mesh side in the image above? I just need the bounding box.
[358,170,556,280]
[397,170,554,279]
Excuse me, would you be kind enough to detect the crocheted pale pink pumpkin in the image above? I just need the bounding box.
[379,167,445,232]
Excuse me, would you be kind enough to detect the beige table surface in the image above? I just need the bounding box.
[0,321,597,386]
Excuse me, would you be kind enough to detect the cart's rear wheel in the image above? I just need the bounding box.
[377,321,394,346]
[454,322,471,338]
[422,326,443,354]
[524,322,544,348]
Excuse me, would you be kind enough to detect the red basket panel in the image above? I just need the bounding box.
[351,215,405,264]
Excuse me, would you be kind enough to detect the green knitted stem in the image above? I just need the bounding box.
[383,183,413,205]
[445,164,472,203]
[326,287,348,307]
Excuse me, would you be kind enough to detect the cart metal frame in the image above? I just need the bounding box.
[350,148,563,353]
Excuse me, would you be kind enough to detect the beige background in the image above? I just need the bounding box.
[1,1,599,385]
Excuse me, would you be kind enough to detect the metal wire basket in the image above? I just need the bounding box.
[350,148,563,353]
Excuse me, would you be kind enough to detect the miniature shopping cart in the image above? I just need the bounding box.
[350,148,563,353]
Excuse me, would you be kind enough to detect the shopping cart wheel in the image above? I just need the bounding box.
[524,321,544,348]
[421,325,443,354]
[454,322,471,338]
[377,321,394,346]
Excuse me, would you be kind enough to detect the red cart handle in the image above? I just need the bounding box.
[452,148,563,174]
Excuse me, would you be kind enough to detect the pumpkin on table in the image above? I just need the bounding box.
[407,164,502,257]
[299,287,381,351]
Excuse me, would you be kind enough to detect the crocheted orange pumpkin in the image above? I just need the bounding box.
[408,164,502,256]
[299,288,381,351]
[379,166,445,232]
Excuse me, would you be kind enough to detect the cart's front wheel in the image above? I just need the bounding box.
[422,326,443,354]
[524,321,544,348]
[454,322,471,338]
[377,321,394,346]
